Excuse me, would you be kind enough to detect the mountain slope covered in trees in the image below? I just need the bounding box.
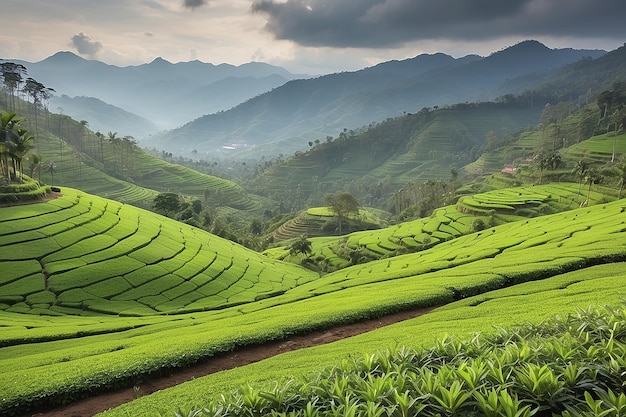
[152,41,605,158]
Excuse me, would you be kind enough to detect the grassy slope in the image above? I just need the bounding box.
[271,206,387,242]
[1,184,626,415]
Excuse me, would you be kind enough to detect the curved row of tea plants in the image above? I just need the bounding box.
[1,193,626,415]
[0,188,317,316]
[272,207,385,242]
[0,176,51,204]
[180,304,626,417]
[99,262,626,417]
[265,182,612,271]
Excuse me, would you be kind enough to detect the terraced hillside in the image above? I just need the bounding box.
[31,126,259,211]
[1,184,626,416]
[265,182,613,270]
[0,188,317,316]
[272,207,385,242]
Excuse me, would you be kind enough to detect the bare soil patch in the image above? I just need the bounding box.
[26,306,435,417]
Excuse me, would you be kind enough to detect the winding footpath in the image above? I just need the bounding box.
[27,306,436,417]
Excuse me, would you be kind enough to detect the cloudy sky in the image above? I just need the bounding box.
[1,0,624,74]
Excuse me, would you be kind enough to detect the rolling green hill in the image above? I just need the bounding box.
[0,187,316,316]
[1,182,626,416]
[264,181,615,271]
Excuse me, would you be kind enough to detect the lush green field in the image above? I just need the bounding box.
[265,182,612,270]
[136,303,626,417]
[98,264,626,417]
[1,185,626,416]
[272,206,386,242]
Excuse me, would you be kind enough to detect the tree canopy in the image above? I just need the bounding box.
[153,192,181,216]
[325,192,360,235]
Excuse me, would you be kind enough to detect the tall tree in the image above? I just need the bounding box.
[95,131,105,168]
[615,156,626,199]
[107,131,120,174]
[534,152,549,185]
[583,168,601,207]
[0,62,27,112]
[609,108,625,163]
[11,129,34,181]
[22,77,53,146]
[0,111,33,182]
[571,160,589,200]
[325,192,360,235]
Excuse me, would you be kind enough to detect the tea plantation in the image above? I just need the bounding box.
[1,183,625,416]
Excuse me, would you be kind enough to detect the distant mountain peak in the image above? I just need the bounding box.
[41,51,85,64]
[490,40,550,56]
[149,56,172,65]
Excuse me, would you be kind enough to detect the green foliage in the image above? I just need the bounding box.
[153,192,181,216]
[175,305,626,417]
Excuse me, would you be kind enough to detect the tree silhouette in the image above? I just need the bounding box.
[534,152,549,184]
[95,131,105,167]
[0,62,27,111]
[615,157,626,199]
[46,161,56,185]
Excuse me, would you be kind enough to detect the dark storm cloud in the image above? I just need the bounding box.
[70,32,103,57]
[251,0,626,48]
[183,0,209,9]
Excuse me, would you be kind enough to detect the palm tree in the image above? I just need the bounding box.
[571,160,589,200]
[582,168,601,207]
[11,130,34,182]
[289,235,313,258]
[0,111,32,182]
[0,111,19,180]
[28,154,44,182]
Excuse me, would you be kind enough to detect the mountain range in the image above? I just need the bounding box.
[150,40,606,158]
[12,51,305,134]
[7,41,607,158]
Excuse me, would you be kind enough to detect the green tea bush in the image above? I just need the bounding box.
[189,305,626,417]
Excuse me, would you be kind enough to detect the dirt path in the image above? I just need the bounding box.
[27,306,435,417]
